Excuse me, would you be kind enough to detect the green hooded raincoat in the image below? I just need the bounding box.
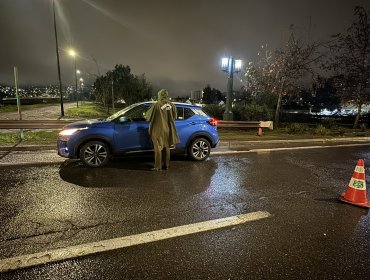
[145,89,180,169]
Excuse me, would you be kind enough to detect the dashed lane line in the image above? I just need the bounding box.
[0,211,271,273]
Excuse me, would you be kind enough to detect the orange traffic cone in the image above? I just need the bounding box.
[339,159,370,208]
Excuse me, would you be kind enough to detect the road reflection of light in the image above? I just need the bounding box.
[206,157,252,198]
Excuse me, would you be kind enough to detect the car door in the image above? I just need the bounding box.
[113,104,152,153]
[175,106,199,149]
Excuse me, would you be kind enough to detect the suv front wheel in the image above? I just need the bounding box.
[188,138,211,161]
[80,141,110,167]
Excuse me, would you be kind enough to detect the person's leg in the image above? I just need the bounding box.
[162,146,170,169]
[152,139,162,170]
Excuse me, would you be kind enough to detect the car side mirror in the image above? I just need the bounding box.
[119,116,130,123]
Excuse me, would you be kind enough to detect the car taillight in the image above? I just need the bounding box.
[208,118,218,126]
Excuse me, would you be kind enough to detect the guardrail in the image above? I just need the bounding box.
[0,120,73,129]
[0,119,274,135]
[218,120,273,136]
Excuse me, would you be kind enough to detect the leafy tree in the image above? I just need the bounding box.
[202,104,224,119]
[245,35,321,127]
[94,64,152,108]
[202,85,223,104]
[0,86,5,102]
[325,6,370,128]
[202,85,214,104]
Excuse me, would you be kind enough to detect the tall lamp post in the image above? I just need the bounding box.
[52,0,64,116]
[69,49,79,107]
[221,56,242,121]
[79,77,84,104]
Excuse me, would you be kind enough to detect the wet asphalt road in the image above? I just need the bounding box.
[1,146,370,279]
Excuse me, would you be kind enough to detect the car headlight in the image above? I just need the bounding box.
[59,127,87,136]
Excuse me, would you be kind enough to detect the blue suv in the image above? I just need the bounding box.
[57,102,219,167]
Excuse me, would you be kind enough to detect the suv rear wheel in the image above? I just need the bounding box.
[80,141,110,167]
[188,138,211,161]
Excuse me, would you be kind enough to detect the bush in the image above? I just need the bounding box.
[338,127,346,136]
[288,123,309,134]
[314,124,328,135]
[232,103,272,121]
[322,117,336,129]
[360,123,367,132]
[202,104,224,120]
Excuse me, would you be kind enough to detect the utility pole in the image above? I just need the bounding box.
[111,78,115,113]
[14,67,24,140]
[74,58,79,108]
[52,0,64,117]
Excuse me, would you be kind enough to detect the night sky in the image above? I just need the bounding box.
[1,0,370,96]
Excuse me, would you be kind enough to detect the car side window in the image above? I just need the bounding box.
[124,104,148,121]
[176,107,184,120]
[184,108,195,119]
[176,107,195,120]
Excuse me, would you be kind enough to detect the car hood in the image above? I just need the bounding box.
[62,119,112,129]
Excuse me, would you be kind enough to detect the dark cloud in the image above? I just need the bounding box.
[0,0,369,96]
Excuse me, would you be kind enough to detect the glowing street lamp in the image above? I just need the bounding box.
[69,49,79,107]
[221,56,242,121]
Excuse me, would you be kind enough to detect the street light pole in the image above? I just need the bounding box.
[221,56,242,121]
[79,77,84,104]
[52,0,64,117]
[111,78,115,113]
[74,58,78,108]
[224,57,234,121]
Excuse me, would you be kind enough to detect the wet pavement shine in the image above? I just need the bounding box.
[0,146,370,279]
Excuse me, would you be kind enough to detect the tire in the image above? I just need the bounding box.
[188,138,211,161]
[80,141,110,167]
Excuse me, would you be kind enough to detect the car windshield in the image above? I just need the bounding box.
[106,103,138,121]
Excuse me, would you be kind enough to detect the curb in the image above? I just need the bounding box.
[0,137,369,151]
[218,137,370,147]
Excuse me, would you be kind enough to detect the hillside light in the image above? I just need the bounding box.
[221,56,242,121]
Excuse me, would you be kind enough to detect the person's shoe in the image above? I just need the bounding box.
[162,166,169,170]
[150,168,161,171]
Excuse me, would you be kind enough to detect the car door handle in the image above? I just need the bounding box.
[189,122,196,125]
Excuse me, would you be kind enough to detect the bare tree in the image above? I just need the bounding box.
[246,34,321,127]
[325,6,370,128]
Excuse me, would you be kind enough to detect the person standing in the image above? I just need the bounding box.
[145,89,179,171]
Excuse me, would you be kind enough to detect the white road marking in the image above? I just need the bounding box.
[0,211,271,273]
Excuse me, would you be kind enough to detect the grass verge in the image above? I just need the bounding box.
[0,103,60,113]
[65,103,110,118]
[0,130,60,145]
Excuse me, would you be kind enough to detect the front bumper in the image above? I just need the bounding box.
[57,139,69,158]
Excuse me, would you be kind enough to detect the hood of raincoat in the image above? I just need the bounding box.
[158,89,169,102]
